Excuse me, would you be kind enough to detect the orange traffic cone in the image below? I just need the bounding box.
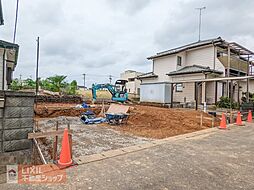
[247,110,253,123]
[236,111,243,126]
[219,113,227,129]
[58,128,72,167]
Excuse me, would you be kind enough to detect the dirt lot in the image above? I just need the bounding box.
[107,105,220,139]
[35,103,219,140]
[34,103,220,163]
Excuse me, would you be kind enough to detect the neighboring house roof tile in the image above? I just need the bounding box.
[167,65,223,76]
[136,72,158,79]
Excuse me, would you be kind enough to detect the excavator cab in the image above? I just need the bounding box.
[113,80,128,102]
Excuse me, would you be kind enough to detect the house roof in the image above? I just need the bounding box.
[0,40,19,65]
[136,72,158,79]
[0,40,19,49]
[148,37,254,60]
[167,65,223,76]
[148,37,223,59]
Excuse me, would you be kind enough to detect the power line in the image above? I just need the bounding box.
[195,6,206,42]
[68,73,118,78]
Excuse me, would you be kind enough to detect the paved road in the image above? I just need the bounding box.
[1,124,254,189]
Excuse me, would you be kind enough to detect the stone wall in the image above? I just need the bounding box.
[0,91,34,154]
[36,95,82,103]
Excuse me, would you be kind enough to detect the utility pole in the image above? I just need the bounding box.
[19,74,22,86]
[109,75,112,84]
[82,73,86,89]
[0,0,4,25]
[196,6,206,42]
[35,37,40,103]
[13,0,19,43]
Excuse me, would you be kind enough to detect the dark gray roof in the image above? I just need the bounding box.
[148,37,224,60]
[136,72,158,79]
[0,40,19,49]
[0,40,19,65]
[167,65,223,76]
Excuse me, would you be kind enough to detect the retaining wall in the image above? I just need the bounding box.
[36,95,82,103]
[0,91,34,155]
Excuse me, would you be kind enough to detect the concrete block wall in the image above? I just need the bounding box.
[0,91,35,153]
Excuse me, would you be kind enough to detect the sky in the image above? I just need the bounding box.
[0,0,254,87]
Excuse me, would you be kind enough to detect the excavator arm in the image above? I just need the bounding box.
[92,83,115,101]
[92,80,128,103]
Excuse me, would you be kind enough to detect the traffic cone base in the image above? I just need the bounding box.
[219,113,227,130]
[58,128,73,167]
[58,159,73,166]
[247,110,253,123]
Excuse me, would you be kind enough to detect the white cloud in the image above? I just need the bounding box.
[0,0,254,86]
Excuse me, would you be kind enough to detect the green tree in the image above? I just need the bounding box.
[10,78,22,90]
[44,75,67,92]
[66,80,77,95]
[23,78,36,89]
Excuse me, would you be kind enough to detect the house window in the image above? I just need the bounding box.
[137,88,140,95]
[6,67,13,85]
[176,83,183,92]
[177,56,182,66]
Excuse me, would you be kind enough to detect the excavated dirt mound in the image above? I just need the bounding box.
[34,103,103,118]
[108,105,220,139]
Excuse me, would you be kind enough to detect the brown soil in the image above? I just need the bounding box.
[34,103,220,140]
[107,105,220,139]
[34,103,103,118]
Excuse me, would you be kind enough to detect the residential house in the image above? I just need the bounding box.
[138,37,254,106]
[120,70,144,96]
[0,40,19,90]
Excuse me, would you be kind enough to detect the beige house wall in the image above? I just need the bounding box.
[0,48,7,90]
[153,55,175,82]
[171,73,204,103]
[173,82,195,103]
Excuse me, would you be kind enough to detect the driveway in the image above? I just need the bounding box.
[1,124,254,189]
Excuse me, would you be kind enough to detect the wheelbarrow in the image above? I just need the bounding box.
[105,113,129,125]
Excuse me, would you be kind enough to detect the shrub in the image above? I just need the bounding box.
[216,96,238,109]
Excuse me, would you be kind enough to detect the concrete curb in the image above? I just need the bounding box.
[76,127,218,165]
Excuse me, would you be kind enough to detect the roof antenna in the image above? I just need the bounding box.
[195,6,206,42]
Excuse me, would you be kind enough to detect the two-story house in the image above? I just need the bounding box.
[120,70,144,96]
[137,37,254,106]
